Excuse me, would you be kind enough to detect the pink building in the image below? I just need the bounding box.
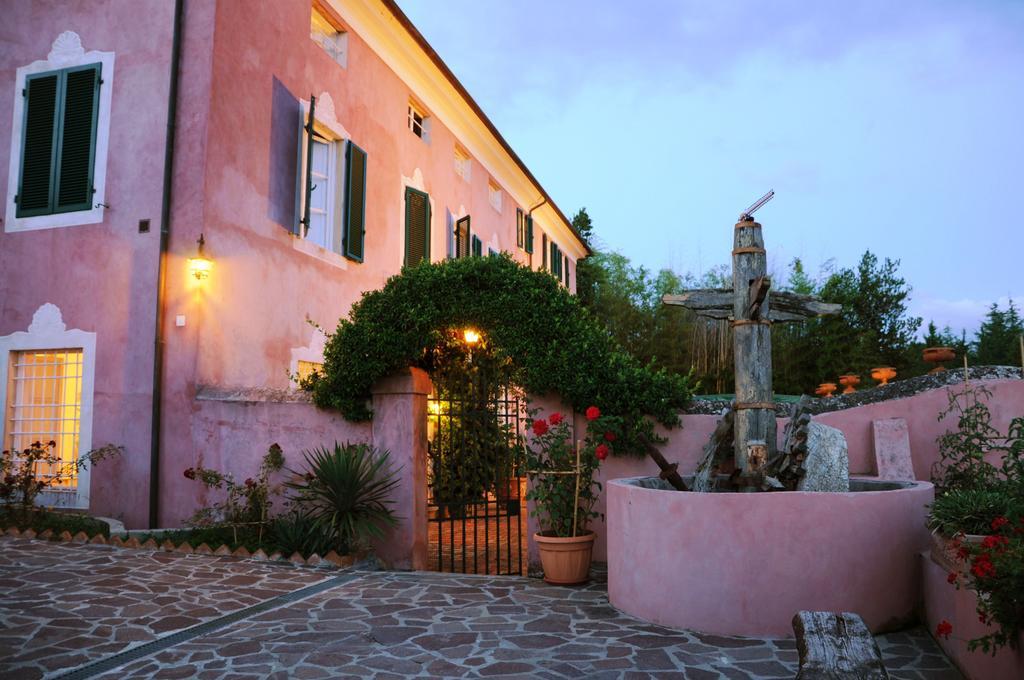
[0,0,588,529]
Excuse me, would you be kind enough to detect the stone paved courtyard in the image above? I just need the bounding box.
[1,536,962,679]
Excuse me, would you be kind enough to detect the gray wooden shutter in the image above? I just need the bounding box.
[343,141,367,260]
[16,72,61,217]
[516,208,524,248]
[405,187,430,265]
[54,64,101,212]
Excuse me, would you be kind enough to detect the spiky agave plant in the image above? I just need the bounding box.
[286,443,401,554]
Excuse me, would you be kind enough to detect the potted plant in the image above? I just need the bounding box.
[524,406,608,585]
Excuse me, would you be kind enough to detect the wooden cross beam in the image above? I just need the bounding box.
[662,289,841,323]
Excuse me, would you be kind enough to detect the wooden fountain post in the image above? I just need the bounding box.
[731,217,775,491]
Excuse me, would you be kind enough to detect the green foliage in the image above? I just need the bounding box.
[571,207,594,247]
[930,386,1024,495]
[285,442,401,555]
[268,510,335,557]
[311,255,692,455]
[973,300,1023,366]
[0,440,122,525]
[523,409,608,537]
[0,509,109,537]
[927,488,1023,536]
[183,444,286,544]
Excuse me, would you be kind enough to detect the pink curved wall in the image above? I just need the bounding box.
[586,378,1023,561]
[607,478,934,636]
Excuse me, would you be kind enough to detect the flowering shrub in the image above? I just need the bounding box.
[183,444,286,544]
[524,407,616,537]
[945,515,1024,653]
[0,441,121,524]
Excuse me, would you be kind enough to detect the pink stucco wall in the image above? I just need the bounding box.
[607,477,934,636]
[0,1,177,526]
[921,551,1024,680]
[585,378,1024,561]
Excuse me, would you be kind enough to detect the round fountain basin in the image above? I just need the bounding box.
[607,477,934,637]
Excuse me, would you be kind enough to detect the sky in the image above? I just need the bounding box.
[398,0,1023,338]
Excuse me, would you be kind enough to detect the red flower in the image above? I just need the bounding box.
[183,467,196,480]
[585,406,601,421]
[946,572,957,584]
[549,413,563,425]
[981,535,1008,551]
[970,555,996,579]
[595,444,609,460]
[244,478,256,488]
[991,516,1009,531]
[936,620,952,640]
[604,431,617,442]
[532,419,549,436]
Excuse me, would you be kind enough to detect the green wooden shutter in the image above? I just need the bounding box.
[16,72,61,217]
[455,215,470,258]
[564,254,570,285]
[404,187,430,265]
[525,214,534,253]
[343,142,367,261]
[54,64,101,213]
[471,235,482,257]
[541,233,548,269]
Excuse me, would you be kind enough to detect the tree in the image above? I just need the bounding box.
[974,300,1023,366]
[571,207,594,247]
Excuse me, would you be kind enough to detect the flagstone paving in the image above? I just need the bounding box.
[1,536,961,679]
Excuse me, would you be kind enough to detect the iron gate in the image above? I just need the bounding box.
[426,387,525,575]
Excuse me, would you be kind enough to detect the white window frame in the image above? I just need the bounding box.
[408,102,430,142]
[0,303,97,510]
[306,136,338,251]
[454,146,471,182]
[294,93,351,259]
[5,31,115,233]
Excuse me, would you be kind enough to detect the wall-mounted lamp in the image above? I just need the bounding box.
[188,234,212,280]
[463,328,481,345]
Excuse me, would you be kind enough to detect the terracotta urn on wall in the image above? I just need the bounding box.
[815,382,837,398]
[838,374,860,394]
[871,367,897,385]
[923,347,956,373]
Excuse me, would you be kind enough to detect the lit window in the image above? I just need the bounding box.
[488,181,502,213]
[454,146,471,181]
[310,5,348,67]
[408,103,429,140]
[297,360,323,382]
[5,350,83,490]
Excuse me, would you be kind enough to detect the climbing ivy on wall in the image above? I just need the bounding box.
[310,255,693,455]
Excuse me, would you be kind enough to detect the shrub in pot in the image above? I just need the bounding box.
[524,406,609,585]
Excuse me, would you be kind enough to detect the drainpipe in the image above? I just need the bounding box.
[149,0,184,528]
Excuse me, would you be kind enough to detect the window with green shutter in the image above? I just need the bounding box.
[471,234,482,257]
[17,63,101,218]
[524,214,534,254]
[516,208,524,248]
[541,233,548,270]
[343,142,367,261]
[404,186,430,266]
[455,215,471,258]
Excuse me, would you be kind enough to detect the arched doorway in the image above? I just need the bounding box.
[424,328,527,575]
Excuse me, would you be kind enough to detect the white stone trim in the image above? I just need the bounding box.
[0,304,97,510]
[5,32,116,233]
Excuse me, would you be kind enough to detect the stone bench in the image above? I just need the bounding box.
[792,611,889,679]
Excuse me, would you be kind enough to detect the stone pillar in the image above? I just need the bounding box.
[371,367,431,570]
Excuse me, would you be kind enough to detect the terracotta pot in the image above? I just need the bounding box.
[838,374,860,394]
[535,530,595,585]
[814,382,837,398]
[923,347,955,374]
[870,367,896,385]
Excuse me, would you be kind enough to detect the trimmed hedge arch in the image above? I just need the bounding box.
[311,255,692,455]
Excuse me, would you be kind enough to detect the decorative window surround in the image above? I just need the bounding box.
[0,303,97,509]
[488,181,502,213]
[5,32,115,233]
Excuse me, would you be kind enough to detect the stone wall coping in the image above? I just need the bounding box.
[195,385,314,404]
